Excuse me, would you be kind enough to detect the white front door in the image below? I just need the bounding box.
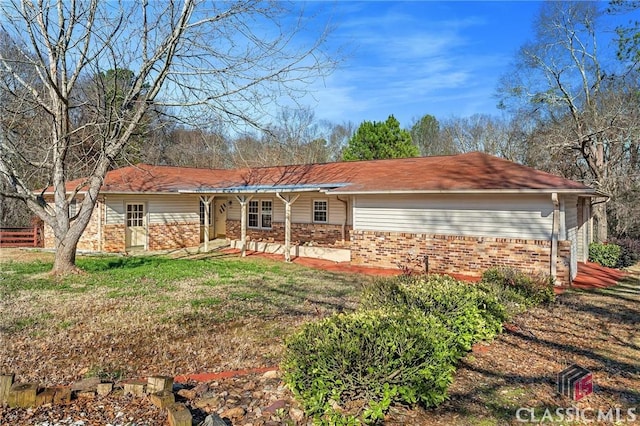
[215,200,227,238]
[125,203,147,249]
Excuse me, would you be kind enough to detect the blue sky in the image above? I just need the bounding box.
[301,1,623,129]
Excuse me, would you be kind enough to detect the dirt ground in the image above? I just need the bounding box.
[0,249,638,425]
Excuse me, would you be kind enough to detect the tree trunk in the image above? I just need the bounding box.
[51,234,81,275]
[593,201,608,242]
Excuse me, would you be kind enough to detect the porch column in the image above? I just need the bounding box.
[276,193,300,262]
[200,195,213,252]
[551,192,559,284]
[235,195,253,257]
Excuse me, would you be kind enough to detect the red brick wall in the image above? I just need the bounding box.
[226,220,349,246]
[350,230,571,285]
[148,222,200,251]
[103,224,125,252]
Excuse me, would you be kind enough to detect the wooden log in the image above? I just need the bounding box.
[8,383,38,408]
[0,374,14,405]
[96,382,113,397]
[53,386,72,405]
[36,388,56,407]
[150,390,175,409]
[123,380,146,397]
[147,375,174,394]
[167,403,192,426]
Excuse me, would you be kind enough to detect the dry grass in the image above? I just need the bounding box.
[0,249,363,386]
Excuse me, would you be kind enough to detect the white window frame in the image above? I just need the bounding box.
[199,200,214,226]
[247,199,272,230]
[313,199,328,223]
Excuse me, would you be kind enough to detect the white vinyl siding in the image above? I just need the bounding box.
[353,194,555,240]
[105,195,199,225]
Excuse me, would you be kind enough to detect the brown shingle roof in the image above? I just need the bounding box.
[56,152,596,195]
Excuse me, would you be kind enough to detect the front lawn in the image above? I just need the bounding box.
[0,251,362,385]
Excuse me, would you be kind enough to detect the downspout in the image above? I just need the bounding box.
[551,192,559,285]
[336,196,348,242]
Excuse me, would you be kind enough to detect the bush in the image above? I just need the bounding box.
[480,267,555,308]
[608,238,640,268]
[362,275,505,352]
[282,309,459,423]
[589,242,622,268]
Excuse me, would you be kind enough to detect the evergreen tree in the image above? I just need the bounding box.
[342,115,418,160]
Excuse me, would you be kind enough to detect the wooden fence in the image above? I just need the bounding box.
[0,227,43,248]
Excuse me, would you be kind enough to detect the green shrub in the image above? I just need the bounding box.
[362,275,505,352]
[481,267,555,308]
[282,309,458,423]
[589,242,622,268]
[609,238,640,268]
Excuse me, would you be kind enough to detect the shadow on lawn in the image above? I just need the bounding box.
[426,265,640,424]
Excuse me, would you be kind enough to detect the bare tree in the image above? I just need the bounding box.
[0,0,334,274]
[496,1,639,241]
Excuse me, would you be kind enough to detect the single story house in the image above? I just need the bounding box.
[43,152,604,285]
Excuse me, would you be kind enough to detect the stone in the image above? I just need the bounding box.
[35,387,56,407]
[147,376,174,394]
[71,377,101,392]
[289,407,305,423]
[193,397,219,409]
[0,374,14,405]
[167,403,192,426]
[123,380,146,397]
[177,388,197,400]
[192,382,209,395]
[8,382,38,408]
[53,386,72,405]
[96,382,113,396]
[150,390,175,409]
[221,406,246,420]
[199,413,228,426]
[261,370,279,380]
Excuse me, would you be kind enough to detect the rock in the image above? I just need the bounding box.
[261,370,279,380]
[242,381,256,391]
[193,397,219,409]
[199,413,228,426]
[221,406,246,420]
[71,377,101,392]
[192,382,209,395]
[177,388,197,400]
[289,407,305,423]
[263,399,286,414]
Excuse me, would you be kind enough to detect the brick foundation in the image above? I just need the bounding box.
[350,230,571,285]
[103,224,125,252]
[226,220,349,246]
[147,222,200,251]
